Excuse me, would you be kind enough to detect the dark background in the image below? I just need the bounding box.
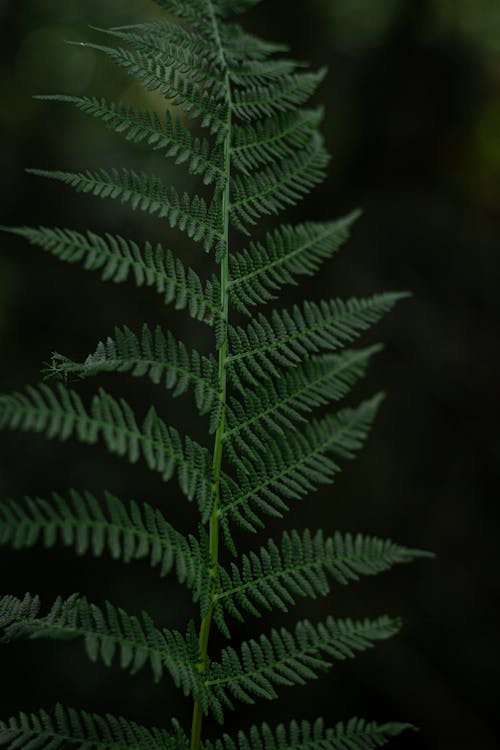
[0,1,498,748]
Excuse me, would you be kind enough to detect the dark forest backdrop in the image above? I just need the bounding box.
[0,1,498,748]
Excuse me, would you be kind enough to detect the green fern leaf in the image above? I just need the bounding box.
[90,25,224,95]
[0,226,221,323]
[0,491,211,608]
[0,705,187,750]
[49,325,222,430]
[220,395,383,533]
[215,0,264,16]
[203,717,413,750]
[214,529,431,631]
[227,294,405,390]
[232,70,327,121]
[224,347,380,463]
[231,108,324,173]
[0,593,206,700]
[37,96,225,186]
[79,42,228,139]
[230,135,330,231]
[0,384,214,518]
[229,58,305,87]
[207,614,401,707]
[25,168,224,254]
[228,212,360,314]
[220,23,289,61]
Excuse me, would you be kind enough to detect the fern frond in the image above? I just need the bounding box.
[207,614,401,707]
[0,705,187,750]
[220,24,289,61]
[25,168,224,254]
[90,25,224,95]
[37,96,225,186]
[152,0,214,34]
[229,59,304,87]
[220,396,383,532]
[0,594,205,701]
[0,384,214,518]
[0,491,211,607]
[215,0,264,17]
[225,347,380,463]
[232,70,327,121]
[49,325,222,431]
[214,529,432,630]
[227,294,406,389]
[203,717,413,750]
[0,225,221,324]
[78,42,228,138]
[230,136,330,231]
[231,108,324,173]
[228,212,360,314]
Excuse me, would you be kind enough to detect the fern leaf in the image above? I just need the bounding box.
[0,226,221,323]
[228,212,360,314]
[220,396,383,532]
[0,491,211,608]
[229,59,304,88]
[227,294,406,389]
[0,384,214,518]
[215,0,264,16]
[0,705,187,750]
[232,70,327,121]
[90,25,224,95]
[0,594,205,701]
[214,529,432,630]
[49,325,222,431]
[220,24,289,62]
[225,347,381,464]
[230,135,330,231]
[203,717,413,750]
[207,615,401,707]
[231,108,324,173]
[152,0,214,34]
[37,96,225,186]
[79,42,228,138]
[25,168,224,253]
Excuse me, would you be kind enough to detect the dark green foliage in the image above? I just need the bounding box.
[204,717,414,750]
[0,706,184,750]
[0,226,221,323]
[209,615,401,708]
[214,530,431,631]
[0,0,430,748]
[0,491,210,606]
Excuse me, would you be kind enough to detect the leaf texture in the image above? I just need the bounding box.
[26,168,224,254]
[37,96,225,186]
[230,136,330,231]
[220,395,383,533]
[0,384,214,518]
[203,717,413,750]
[231,108,324,173]
[0,594,205,701]
[224,347,381,463]
[0,491,211,609]
[228,212,360,314]
[0,226,221,324]
[0,706,187,750]
[227,294,407,389]
[50,325,222,431]
[214,529,432,633]
[207,614,401,707]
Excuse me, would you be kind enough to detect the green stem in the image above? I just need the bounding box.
[190,5,232,750]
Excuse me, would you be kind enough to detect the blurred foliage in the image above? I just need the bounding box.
[0,1,499,749]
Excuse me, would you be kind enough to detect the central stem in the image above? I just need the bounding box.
[190,6,232,748]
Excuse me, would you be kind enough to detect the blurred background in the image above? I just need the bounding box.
[0,0,498,748]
